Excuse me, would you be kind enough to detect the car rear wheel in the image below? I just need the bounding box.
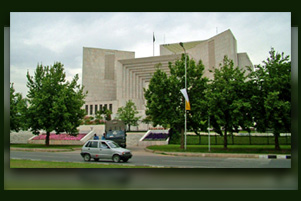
[112,155,120,163]
[84,154,91,162]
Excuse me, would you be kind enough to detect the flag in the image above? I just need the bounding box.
[180,88,191,111]
[153,32,155,56]
[153,32,155,42]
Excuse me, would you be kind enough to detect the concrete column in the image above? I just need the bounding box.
[132,71,136,99]
[138,76,142,99]
[123,67,126,98]
[123,66,126,98]
[128,70,133,99]
[134,72,138,99]
[140,77,144,100]
[132,72,136,99]
[126,68,130,99]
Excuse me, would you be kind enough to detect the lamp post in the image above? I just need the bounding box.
[179,42,187,150]
[208,116,211,152]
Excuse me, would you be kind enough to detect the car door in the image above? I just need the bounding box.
[86,141,99,158]
[99,141,114,159]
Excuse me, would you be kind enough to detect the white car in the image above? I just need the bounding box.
[80,140,132,163]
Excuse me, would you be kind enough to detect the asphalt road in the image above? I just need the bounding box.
[10,146,291,168]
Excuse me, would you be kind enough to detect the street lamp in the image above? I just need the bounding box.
[179,42,187,150]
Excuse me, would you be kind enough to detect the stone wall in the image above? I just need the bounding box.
[10,131,35,144]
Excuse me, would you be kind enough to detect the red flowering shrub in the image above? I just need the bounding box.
[32,133,86,140]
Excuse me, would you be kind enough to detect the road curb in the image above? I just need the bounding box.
[144,148,291,159]
[259,155,291,159]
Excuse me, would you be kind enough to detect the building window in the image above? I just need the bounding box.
[100,104,103,111]
[95,105,98,113]
[104,104,107,111]
[90,105,93,115]
[109,104,113,112]
[85,105,88,115]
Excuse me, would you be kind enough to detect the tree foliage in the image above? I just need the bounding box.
[145,49,290,151]
[26,62,87,146]
[206,55,251,149]
[248,48,291,150]
[144,55,208,148]
[116,100,141,131]
[10,83,28,132]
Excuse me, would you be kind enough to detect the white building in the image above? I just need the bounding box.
[82,29,253,129]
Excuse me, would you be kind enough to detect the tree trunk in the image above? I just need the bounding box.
[45,131,50,146]
[286,133,288,145]
[215,134,217,145]
[128,124,131,132]
[224,128,228,149]
[180,128,184,149]
[274,133,280,150]
[249,132,252,145]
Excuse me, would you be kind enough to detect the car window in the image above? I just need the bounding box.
[85,141,91,147]
[107,141,120,148]
[86,141,98,148]
[100,142,109,149]
[90,141,98,148]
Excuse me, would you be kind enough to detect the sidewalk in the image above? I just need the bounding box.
[144,148,291,159]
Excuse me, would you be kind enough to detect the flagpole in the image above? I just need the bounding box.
[179,42,187,150]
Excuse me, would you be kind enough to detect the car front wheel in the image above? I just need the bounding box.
[84,154,91,162]
[112,155,120,163]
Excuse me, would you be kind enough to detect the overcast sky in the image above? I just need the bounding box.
[10,12,291,96]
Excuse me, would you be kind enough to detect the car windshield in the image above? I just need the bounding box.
[107,141,120,148]
[106,130,125,138]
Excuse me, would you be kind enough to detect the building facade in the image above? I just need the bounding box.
[82,29,253,127]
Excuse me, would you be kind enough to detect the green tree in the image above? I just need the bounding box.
[248,48,291,150]
[94,110,103,123]
[116,100,141,131]
[206,55,251,149]
[26,62,87,146]
[144,55,208,148]
[95,108,112,122]
[10,83,28,132]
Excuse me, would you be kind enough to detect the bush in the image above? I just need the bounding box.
[169,134,291,146]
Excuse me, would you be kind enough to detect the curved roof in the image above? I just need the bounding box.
[161,40,204,53]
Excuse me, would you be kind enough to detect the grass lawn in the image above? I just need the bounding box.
[10,159,155,168]
[147,144,291,154]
